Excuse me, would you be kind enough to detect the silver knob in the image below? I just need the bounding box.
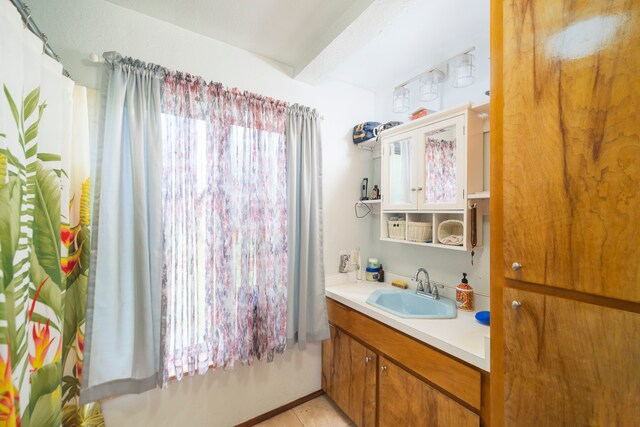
[411,188,417,191]
[512,300,522,310]
[365,356,372,364]
[380,366,387,372]
[512,262,522,271]
[417,187,423,191]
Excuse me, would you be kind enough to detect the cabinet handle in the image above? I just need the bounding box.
[380,366,387,372]
[365,356,372,364]
[512,300,522,310]
[417,187,423,191]
[411,188,417,191]
[511,262,522,271]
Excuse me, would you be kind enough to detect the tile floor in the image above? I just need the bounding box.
[255,395,354,427]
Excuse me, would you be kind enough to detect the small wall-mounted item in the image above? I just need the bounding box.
[360,178,369,200]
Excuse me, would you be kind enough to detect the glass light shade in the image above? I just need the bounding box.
[451,53,476,88]
[419,70,444,101]
[392,86,410,113]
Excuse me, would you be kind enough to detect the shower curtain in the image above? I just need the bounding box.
[0,2,104,426]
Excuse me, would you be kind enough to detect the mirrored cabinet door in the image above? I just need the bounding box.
[418,115,466,210]
[382,130,418,211]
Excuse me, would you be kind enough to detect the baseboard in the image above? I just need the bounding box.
[235,390,324,427]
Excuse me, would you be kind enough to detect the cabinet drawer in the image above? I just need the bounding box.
[327,298,481,410]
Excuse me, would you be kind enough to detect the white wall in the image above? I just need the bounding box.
[366,31,491,297]
[30,0,375,425]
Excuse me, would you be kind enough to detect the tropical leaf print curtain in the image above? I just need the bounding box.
[160,75,288,385]
[0,3,104,426]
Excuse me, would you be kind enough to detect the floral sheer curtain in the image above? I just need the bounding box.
[160,75,288,385]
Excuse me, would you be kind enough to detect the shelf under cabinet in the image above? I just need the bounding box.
[380,237,469,251]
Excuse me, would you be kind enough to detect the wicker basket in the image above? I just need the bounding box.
[406,221,432,242]
[437,219,464,245]
[387,220,406,240]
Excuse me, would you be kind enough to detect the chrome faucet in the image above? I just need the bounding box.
[414,268,443,300]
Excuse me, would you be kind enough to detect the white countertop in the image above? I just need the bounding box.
[325,276,491,372]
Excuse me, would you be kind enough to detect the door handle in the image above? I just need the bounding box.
[380,366,387,372]
[365,356,372,364]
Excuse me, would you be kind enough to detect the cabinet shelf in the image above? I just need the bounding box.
[354,137,379,151]
[467,191,490,199]
[357,199,381,204]
[380,237,469,251]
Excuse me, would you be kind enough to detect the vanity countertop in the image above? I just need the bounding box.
[325,278,490,372]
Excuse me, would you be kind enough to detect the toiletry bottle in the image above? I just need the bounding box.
[356,255,363,281]
[378,264,385,282]
[455,273,474,311]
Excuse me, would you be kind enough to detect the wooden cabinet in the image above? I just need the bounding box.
[503,288,640,426]
[323,298,486,427]
[381,129,419,211]
[379,105,485,251]
[378,356,478,427]
[491,0,640,424]
[417,114,468,211]
[381,107,483,212]
[322,325,376,427]
[500,0,640,302]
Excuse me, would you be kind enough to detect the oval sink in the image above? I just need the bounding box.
[366,289,457,319]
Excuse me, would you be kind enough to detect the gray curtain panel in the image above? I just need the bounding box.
[286,104,330,349]
[81,53,164,404]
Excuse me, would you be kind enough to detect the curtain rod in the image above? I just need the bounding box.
[10,0,71,78]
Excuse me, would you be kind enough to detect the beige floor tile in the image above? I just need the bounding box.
[292,396,352,427]
[254,410,304,427]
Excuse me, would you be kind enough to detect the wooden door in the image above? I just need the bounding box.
[378,356,478,427]
[503,287,640,426]
[382,130,419,211]
[322,326,376,426]
[418,114,467,211]
[502,0,640,301]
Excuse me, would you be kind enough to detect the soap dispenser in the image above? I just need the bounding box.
[455,273,474,311]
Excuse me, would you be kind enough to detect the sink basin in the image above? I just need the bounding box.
[366,289,457,319]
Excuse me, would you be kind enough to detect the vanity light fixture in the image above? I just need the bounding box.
[392,46,476,111]
[392,86,410,113]
[451,53,476,88]
[419,69,445,102]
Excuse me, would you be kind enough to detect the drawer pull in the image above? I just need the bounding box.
[512,300,522,310]
[380,365,387,372]
[365,356,372,364]
[512,262,522,271]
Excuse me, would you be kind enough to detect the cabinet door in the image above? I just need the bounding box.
[382,130,418,211]
[502,0,640,301]
[503,288,640,426]
[322,326,376,426]
[418,115,466,210]
[378,356,478,427]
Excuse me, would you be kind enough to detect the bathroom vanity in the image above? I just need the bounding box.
[323,280,490,426]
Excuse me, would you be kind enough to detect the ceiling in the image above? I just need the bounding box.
[105,0,375,70]
[105,0,489,93]
[328,0,490,92]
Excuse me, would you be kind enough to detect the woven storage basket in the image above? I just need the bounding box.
[406,221,432,242]
[437,219,464,245]
[387,220,406,240]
